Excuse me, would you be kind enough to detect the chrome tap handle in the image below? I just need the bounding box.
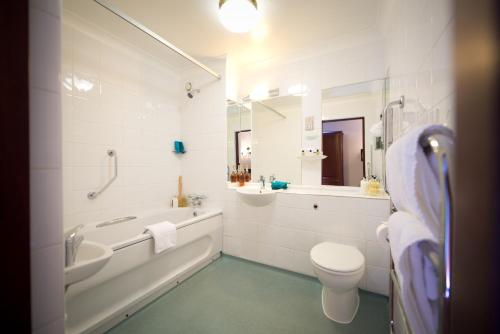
[65,224,84,267]
[269,174,276,183]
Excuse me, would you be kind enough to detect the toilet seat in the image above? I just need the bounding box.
[310,242,364,273]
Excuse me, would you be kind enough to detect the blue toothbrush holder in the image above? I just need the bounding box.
[174,141,185,153]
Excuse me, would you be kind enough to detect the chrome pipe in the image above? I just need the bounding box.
[94,0,221,80]
[96,216,137,228]
[88,149,117,200]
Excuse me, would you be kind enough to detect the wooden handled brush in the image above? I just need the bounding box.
[178,176,187,207]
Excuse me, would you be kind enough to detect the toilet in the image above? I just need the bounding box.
[310,242,365,324]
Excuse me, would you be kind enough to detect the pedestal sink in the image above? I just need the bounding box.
[237,187,279,206]
[65,240,113,288]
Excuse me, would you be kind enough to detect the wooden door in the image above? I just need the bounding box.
[322,131,344,185]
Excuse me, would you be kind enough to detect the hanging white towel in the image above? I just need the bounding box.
[385,124,453,237]
[388,211,439,334]
[145,221,177,254]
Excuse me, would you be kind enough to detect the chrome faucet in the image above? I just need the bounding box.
[65,224,84,267]
[269,174,276,183]
[187,194,207,208]
[259,175,265,190]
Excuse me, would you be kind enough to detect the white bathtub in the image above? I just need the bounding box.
[65,207,223,334]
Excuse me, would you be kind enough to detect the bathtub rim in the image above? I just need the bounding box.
[80,208,222,252]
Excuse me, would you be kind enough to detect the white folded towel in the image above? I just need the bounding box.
[388,211,439,334]
[385,124,453,237]
[145,221,177,254]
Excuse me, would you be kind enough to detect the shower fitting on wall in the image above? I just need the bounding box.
[185,82,201,99]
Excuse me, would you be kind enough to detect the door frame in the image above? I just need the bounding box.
[235,129,251,168]
[322,117,366,177]
[0,0,31,329]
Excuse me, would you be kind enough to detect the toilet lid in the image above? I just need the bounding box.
[310,242,364,273]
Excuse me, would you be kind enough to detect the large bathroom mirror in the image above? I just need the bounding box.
[227,101,252,176]
[321,79,385,186]
[251,96,303,184]
[226,79,386,187]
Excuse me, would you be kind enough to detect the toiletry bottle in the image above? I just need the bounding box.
[238,166,245,187]
[244,167,251,182]
[230,166,237,183]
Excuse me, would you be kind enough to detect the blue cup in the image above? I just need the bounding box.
[174,141,185,153]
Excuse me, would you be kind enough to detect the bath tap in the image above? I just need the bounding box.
[187,194,206,208]
[259,175,265,190]
[65,224,84,267]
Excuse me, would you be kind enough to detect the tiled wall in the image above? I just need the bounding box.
[223,189,391,296]
[380,0,455,139]
[29,0,65,333]
[61,13,184,229]
[179,60,227,210]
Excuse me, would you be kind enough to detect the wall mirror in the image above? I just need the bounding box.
[251,95,303,184]
[321,79,386,186]
[227,101,252,178]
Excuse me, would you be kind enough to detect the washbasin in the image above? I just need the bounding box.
[237,187,279,206]
[64,240,113,287]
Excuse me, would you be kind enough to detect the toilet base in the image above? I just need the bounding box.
[321,286,360,324]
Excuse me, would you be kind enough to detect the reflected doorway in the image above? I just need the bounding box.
[322,117,365,186]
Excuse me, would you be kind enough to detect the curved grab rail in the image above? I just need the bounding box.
[87,149,117,200]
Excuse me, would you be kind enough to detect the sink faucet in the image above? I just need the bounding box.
[65,224,84,267]
[259,175,265,190]
[269,174,276,183]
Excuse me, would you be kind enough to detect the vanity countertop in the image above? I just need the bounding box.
[227,182,389,200]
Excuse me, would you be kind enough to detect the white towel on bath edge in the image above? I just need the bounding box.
[145,221,177,254]
[385,124,453,237]
[388,211,439,334]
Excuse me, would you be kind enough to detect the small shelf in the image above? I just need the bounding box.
[297,155,327,160]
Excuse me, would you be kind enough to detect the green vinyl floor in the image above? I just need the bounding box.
[107,255,389,334]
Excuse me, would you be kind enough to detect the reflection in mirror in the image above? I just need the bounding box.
[321,79,386,186]
[251,96,302,184]
[227,101,252,179]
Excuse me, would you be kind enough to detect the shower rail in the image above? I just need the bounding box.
[87,149,117,200]
[93,0,221,80]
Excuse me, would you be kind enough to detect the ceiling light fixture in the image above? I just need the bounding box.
[218,0,260,34]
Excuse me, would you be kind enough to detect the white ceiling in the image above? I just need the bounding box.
[64,0,383,70]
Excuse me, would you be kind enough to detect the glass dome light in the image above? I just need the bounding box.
[218,0,260,33]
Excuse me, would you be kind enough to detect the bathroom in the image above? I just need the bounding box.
[3,0,499,333]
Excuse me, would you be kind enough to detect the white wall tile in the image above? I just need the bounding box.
[30,88,61,169]
[62,17,182,228]
[31,245,65,329]
[365,265,390,296]
[30,170,62,249]
[223,189,390,294]
[366,241,390,268]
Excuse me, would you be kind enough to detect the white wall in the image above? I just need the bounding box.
[323,119,364,186]
[180,59,227,210]
[62,13,183,229]
[29,0,65,333]
[223,189,391,296]
[380,0,455,138]
[251,102,302,184]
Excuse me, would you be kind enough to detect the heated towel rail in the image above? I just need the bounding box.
[383,98,453,334]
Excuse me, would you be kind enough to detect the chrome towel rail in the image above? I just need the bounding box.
[386,130,453,334]
[87,149,117,200]
[420,133,453,334]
